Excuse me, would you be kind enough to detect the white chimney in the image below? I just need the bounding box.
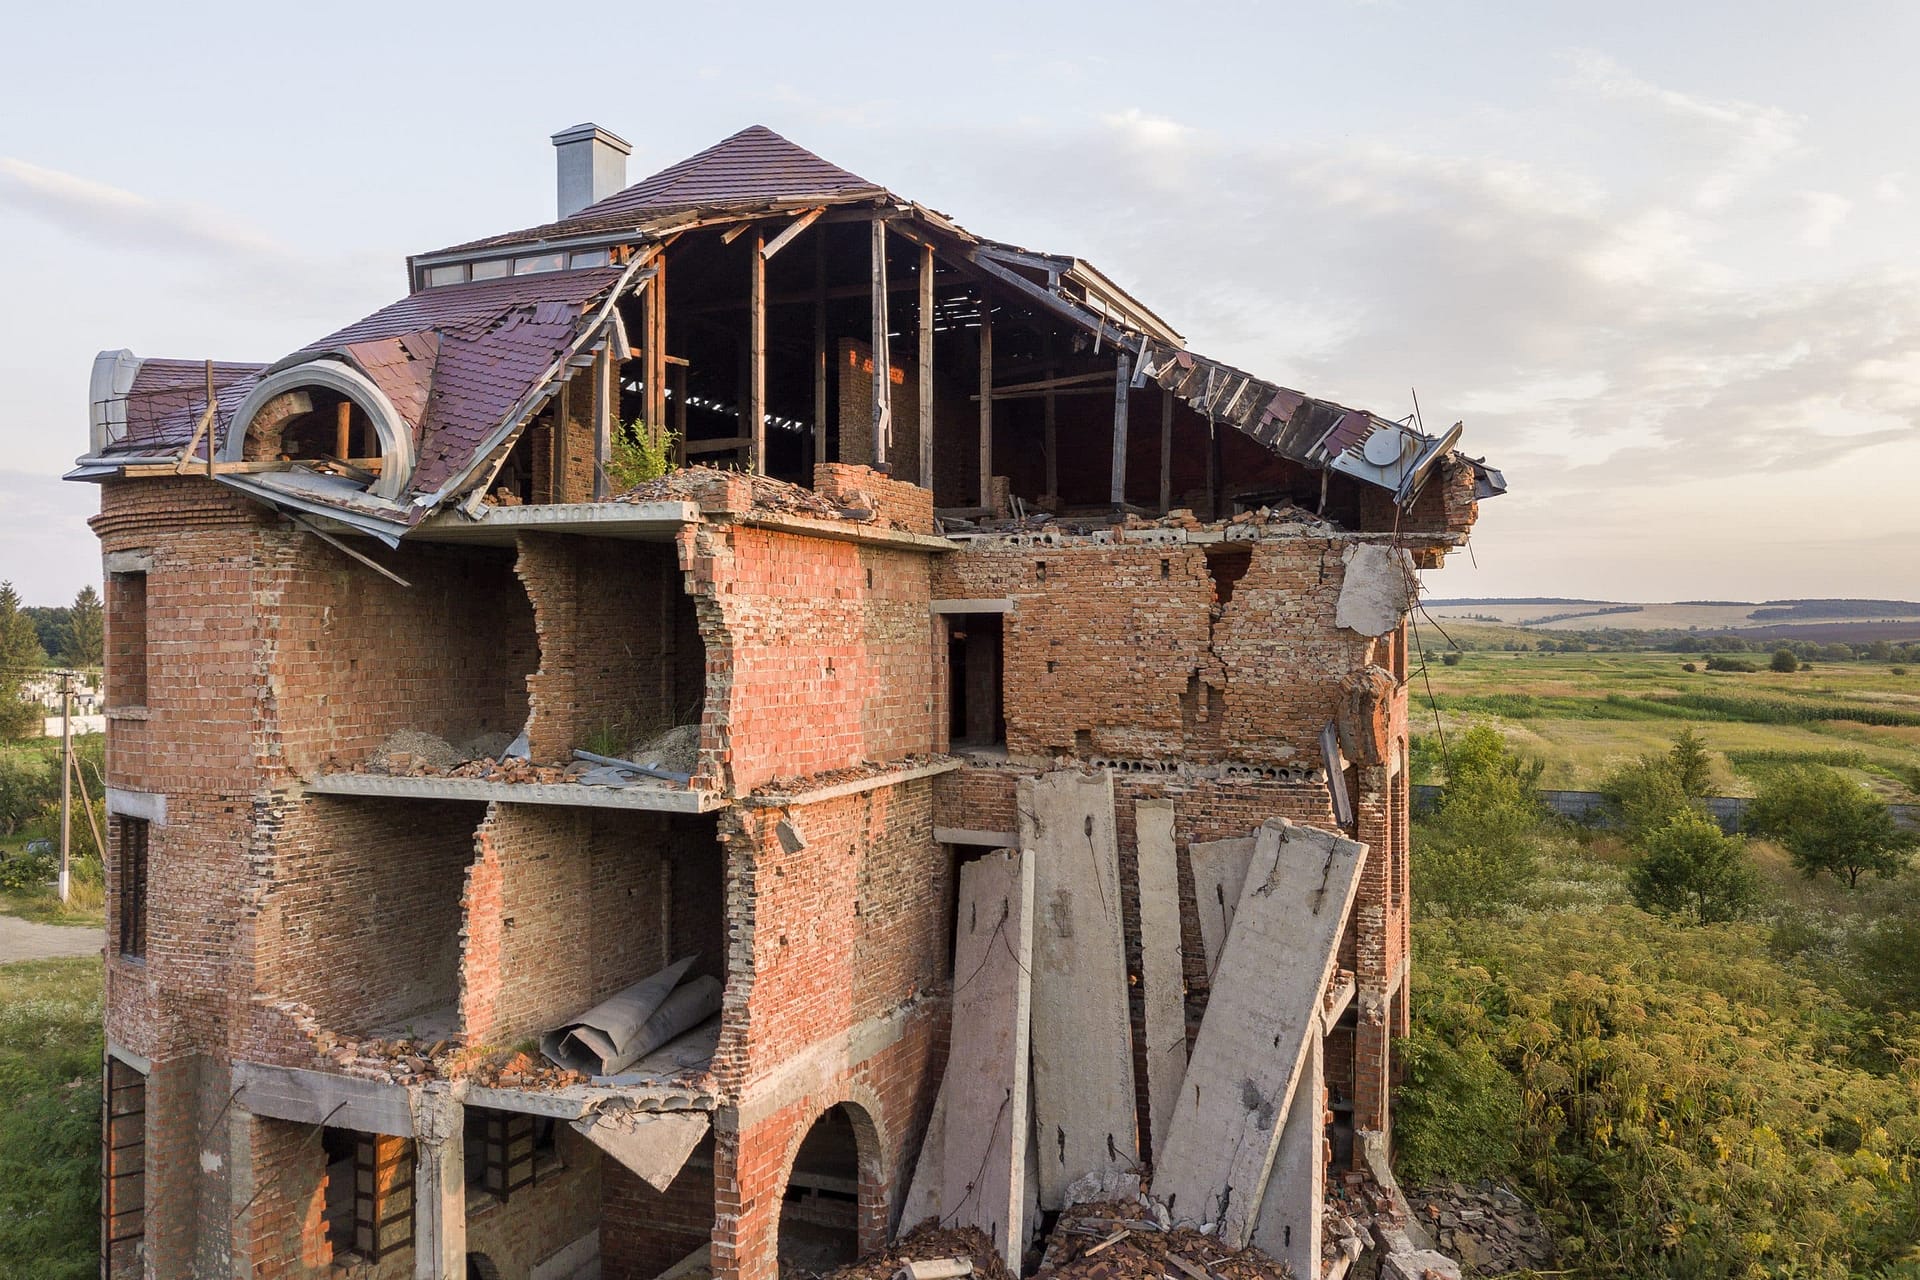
[551,123,631,219]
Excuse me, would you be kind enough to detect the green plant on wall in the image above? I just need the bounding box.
[606,419,678,494]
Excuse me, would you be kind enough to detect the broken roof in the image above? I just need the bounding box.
[77,123,1503,534]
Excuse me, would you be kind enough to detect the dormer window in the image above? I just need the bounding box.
[220,359,416,501]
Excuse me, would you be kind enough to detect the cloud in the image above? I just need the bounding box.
[1798,191,1852,247]
[0,157,285,262]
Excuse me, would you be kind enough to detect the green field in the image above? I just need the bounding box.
[1412,643,1920,801]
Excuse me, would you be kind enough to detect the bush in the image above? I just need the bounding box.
[1412,725,1545,916]
[1770,647,1799,672]
[1601,756,1693,842]
[1705,655,1759,672]
[0,849,53,892]
[605,419,678,493]
[1746,766,1917,887]
[1680,661,1697,672]
[1628,811,1761,923]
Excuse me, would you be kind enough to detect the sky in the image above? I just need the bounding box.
[2,0,1916,606]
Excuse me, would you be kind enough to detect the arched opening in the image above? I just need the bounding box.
[221,357,416,500]
[466,1254,501,1280]
[778,1105,865,1274]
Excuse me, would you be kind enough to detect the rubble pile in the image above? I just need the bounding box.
[938,503,1336,540]
[1037,1201,1297,1280]
[615,465,847,519]
[812,1226,1012,1280]
[1405,1183,1556,1277]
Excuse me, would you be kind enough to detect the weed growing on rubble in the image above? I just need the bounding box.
[606,419,678,494]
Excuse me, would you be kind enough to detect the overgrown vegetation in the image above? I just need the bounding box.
[0,958,103,1280]
[1747,766,1917,887]
[1408,725,1545,916]
[1406,724,1920,1276]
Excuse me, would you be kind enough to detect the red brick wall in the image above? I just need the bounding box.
[248,796,482,1042]
[933,537,1374,765]
[268,539,535,776]
[517,533,704,762]
[687,526,936,794]
[813,463,937,535]
[603,1142,717,1280]
[464,805,725,1045]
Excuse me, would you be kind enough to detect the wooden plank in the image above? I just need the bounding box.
[1156,821,1365,1246]
[1110,354,1131,506]
[919,242,935,489]
[1135,799,1188,1164]
[593,342,613,500]
[1043,337,1057,501]
[683,435,755,455]
[761,206,824,260]
[872,218,892,466]
[811,233,827,475]
[977,315,993,509]
[750,229,767,474]
[1159,389,1174,514]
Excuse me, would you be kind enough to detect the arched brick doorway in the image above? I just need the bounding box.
[777,1103,881,1273]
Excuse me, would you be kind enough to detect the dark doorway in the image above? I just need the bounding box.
[778,1106,863,1274]
[947,613,1005,749]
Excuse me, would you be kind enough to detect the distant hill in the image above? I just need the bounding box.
[1423,597,1920,636]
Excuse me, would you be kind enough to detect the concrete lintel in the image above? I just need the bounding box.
[106,1041,152,1074]
[234,1061,413,1137]
[737,512,953,552]
[304,772,724,813]
[934,826,1018,847]
[1324,971,1357,1026]
[105,786,166,825]
[410,500,698,545]
[930,597,1014,614]
[744,758,961,808]
[102,549,154,574]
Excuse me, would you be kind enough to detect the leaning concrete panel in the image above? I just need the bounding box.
[1134,799,1188,1163]
[940,848,1034,1268]
[899,1077,948,1232]
[1155,820,1364,1246]
[1188,836,1255,981]
[1250,1022,1324,1274]
[571,1109,710,1191]
[1020,769,1139,1209]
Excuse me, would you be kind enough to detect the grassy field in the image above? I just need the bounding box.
[0,958,102,1280]
[1412,645,1920,801]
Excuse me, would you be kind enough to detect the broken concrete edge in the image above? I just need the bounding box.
[742,757,963,808]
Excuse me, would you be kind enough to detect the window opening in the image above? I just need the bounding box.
[323,1129,414,1262]
[102,1057,146,1254]
[107,572,147,709]
[117,818,148,960]
[946,614,1005,749]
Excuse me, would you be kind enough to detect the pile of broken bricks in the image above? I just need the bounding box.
[889,767,1455,1280]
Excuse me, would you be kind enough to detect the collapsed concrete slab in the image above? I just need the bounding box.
[1155,820,1365,1247]
[1020,770,1139,1209]
[1187,836,1255,982]
[1133,798,1188,1162]
[941,849,1034,1269]
[1334,543,1415,637]
[900,1080,949,1232]
[570,1108,711,1192]
[1249,1021,1324,1275]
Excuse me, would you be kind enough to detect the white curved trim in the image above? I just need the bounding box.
[219,358,415,500]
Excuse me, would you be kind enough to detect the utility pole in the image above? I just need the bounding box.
[58,669,72,903]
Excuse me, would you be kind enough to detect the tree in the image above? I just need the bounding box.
[1628,811,1761,923]
[1412,725,1546,916]
[61,586,102,667]
[1666,727,1714,798]
[1770,648,1798,673]
[1746,767,1917,888]
[0,582,48,740]
[1602,756,1693,842]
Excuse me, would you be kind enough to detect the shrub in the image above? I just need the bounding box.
[1440,649,1461,666]
[0,849,53,892]
[1412,725,1545,916]
[1705,655,1759,672]
[1746,766,1917,887]
[1770,647,1799,673]
[1601,756,1693,842]
[1680,661,1697,672]
[1628,811,1761,923]
[605,419,678,493]
[1893,665,1909,676]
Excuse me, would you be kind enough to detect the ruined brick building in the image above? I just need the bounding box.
[73,124,1500,1280]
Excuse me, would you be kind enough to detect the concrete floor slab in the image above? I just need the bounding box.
[1134,798,1187,1163]
[1155,820,1364,1246]
[1020,769,1138,1210]
[1250,1022,1324,1273]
